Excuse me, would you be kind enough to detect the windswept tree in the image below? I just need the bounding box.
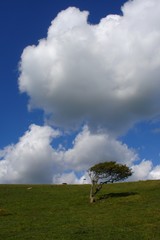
[88,161,132,203]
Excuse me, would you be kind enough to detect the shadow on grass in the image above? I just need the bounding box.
[0,208,12,217]
[99,191,138,200]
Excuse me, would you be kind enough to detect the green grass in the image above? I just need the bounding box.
[0,180,160,240]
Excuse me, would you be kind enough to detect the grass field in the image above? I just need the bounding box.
[0,180,160,240]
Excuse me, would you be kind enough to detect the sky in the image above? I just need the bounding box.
[0,0,160,184]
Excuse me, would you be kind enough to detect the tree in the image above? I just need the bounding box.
[88,161,132,203]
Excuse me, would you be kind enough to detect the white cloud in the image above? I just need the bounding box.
[129,160,160,181]
[0,124,160,183]
[63,126,138,171]
[53,172,81,184]
[19,0,160,135]
[148,166,160,179]
[0,124,61,183]
[129,160,153,181]
[0,124,138,184]
[53,171,91,184]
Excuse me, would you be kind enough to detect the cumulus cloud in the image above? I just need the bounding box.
[0,124,160,183]
[19,0,160,134]
[0,124,61,183]
[63,126,138,171]
[129,160,153,181]
[53,172,82,184]
[0,124,139,184]
[53,171,90,184]
[129,160,160,181]
[148,166,160,179]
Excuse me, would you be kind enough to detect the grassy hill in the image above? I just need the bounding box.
[0,180,160,240]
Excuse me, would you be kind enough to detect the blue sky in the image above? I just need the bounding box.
[0,0,160,183]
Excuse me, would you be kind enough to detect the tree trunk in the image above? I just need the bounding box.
[90,183,96,203]
[90,195,95,203]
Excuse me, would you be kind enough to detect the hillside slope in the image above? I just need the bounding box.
[0,180,160,239]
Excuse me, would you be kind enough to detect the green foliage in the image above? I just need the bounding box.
[89,161,132,184]
[0,181,160,240]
